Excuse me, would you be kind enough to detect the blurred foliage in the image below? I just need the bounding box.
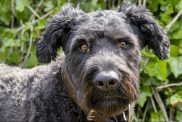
[0,0,182,121]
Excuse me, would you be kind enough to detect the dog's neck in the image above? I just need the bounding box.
[61,63,132,122]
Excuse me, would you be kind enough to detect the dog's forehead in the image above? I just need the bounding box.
[76,10,131,31]
[72,10,134,39]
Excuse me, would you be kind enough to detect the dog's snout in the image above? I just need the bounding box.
[94,71,119,91]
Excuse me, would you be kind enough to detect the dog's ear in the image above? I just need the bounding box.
[119,1,170,59]
[36,4,84,63]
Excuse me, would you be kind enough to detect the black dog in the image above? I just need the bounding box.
[0,1,169,122]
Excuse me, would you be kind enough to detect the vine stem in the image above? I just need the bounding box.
[152,87,169,122]
[156,81,182,90]
[20,23,33,67]
[138,0,142,5]
[143,0,146,7]
[11,0,15,28]
[29,0,44,21]
[16,11,52,33]
[27,5,40,18]
[150,96,157,113]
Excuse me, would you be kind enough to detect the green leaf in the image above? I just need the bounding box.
[144,60,167,80]
[170,45,179,57]
[25,22,32,30]
[142,77,161,86]
[167,90,182,106]
[57,0,65,6]
[142,49,156,58]
[169,21,182,33]
[15,0,29,12]
[176,0,182,10]
[24,50,38,68]
[44,1,54,12]
[148,0,161,12]
[137,86,152,107]
[149,111,165,122]
[37,19,46,29]
[160,4,174,24]
[166,0,180,6]
[3,38,21,47]
[15,8,31,21]
[172,28,182,39]
[6,49,20,65]
[176,110,182,121]
[168,56,182,77]
[0,0,11,25]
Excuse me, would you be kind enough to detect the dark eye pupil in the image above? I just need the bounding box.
[121,42,127,48]
[80,44,88,52]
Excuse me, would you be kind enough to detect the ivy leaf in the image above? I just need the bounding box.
[3,38,21,47]
[176,110,182,121]
[150,111,165,122]
[168,56,182,77]
[160,5,173,24]
[142,77,161,86]
[176,0,182,10]
[57,0,65,6]
[167,90,182,106]
[170,45,179,57]
[15,0,29,12]
[169,21,182,33]
[144,60,167,81]
[137,86,152,107]
[44,1,54,12]
[24,49,38,68]
[172,27,182,39]
[142,49,156,58]
[0,0,11,25]
[148,0,162,12]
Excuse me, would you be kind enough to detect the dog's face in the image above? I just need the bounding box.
[64,13,141,116]
[36,2,169,117]
[63,13,141,116]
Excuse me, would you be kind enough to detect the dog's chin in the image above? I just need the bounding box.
[89,97,129,117]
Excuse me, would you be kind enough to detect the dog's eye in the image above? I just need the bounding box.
[119,41,128,49]
[80,44,89,52]
[116,38,129,49]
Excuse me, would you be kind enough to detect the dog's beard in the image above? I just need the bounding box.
[81,76,139,117]
[89,95,129,116]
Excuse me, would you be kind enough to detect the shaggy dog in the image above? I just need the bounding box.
[0,1,169,122]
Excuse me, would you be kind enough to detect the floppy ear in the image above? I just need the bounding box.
[36,4,84,63]
[119,1,170,59]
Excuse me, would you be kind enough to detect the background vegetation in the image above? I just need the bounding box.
[0,0,182,121]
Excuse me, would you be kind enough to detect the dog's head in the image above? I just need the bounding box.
[36,1,169,117]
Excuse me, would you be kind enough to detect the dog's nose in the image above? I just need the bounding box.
[94,71,119,91]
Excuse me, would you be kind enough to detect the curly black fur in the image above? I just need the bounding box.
[0,1,169,122]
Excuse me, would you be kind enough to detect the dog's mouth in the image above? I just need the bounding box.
[88,95,129,117]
